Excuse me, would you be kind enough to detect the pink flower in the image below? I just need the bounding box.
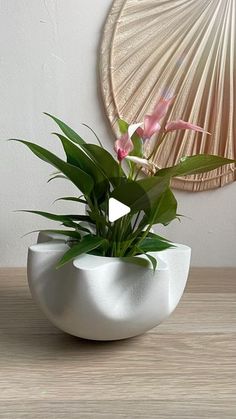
[142,115,161,140]
[114,123,144,162]
[165,119,211,135]
[114,133,134,162]
[153,96,175,121]
[138,96,175,140]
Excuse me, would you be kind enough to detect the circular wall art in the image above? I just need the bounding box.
[100,0,236,191]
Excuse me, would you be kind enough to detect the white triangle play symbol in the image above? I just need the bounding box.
[108,198,131,222]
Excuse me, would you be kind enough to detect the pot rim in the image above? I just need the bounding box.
[29,232,191,271]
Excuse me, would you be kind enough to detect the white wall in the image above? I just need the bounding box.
[0,0,235,267]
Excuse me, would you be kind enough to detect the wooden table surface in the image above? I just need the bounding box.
[0,268,235,418]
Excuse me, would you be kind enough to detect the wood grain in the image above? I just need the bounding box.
[0,268,235,418]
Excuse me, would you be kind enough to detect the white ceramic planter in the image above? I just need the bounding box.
[27,232,191,341]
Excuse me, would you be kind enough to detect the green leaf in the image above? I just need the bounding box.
[40,229,81,239]
[112,175,170,214]
[62,222,92,234]
[146,232,173,242]
[54,196,86,204]
[83,143,125,186]
[130,133,143,158]
[44,113,85,145]
[144,253,158,272]
[127,133,143,174]
[45,113,123,187]
[82,123,104,148]
[13,140,94,196]
[87,209,110,228]
[47,174,67,183]
[57,235,106,268]
[119,154,234,217]
[139,238,174,253]
[175,154,235,176]
[128,230,172,243]
[23,229,81,240]
[53,133,108,197]
[121,256,150,269]
[144,188,177,226]
[19,210,94,224]
[157,155,235,178]
[118,119,129,135]
[122,252,158,271]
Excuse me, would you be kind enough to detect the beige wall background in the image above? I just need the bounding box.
[0,0,235,267]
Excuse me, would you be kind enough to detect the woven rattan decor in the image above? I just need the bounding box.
[100,0,235,191]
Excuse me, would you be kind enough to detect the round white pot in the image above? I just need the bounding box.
[27,232,191,341]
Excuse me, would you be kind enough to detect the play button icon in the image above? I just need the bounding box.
[108,198,131,223]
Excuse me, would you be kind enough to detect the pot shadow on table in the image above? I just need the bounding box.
[0,286,144,358]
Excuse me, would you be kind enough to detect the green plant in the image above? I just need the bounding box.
[12,97,235,270]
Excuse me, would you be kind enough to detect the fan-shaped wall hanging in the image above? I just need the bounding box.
[100,0,236,191]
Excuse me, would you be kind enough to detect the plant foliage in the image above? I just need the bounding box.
[12,106,235,270]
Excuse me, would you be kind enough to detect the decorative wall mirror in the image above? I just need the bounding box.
[100,0,235,191]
